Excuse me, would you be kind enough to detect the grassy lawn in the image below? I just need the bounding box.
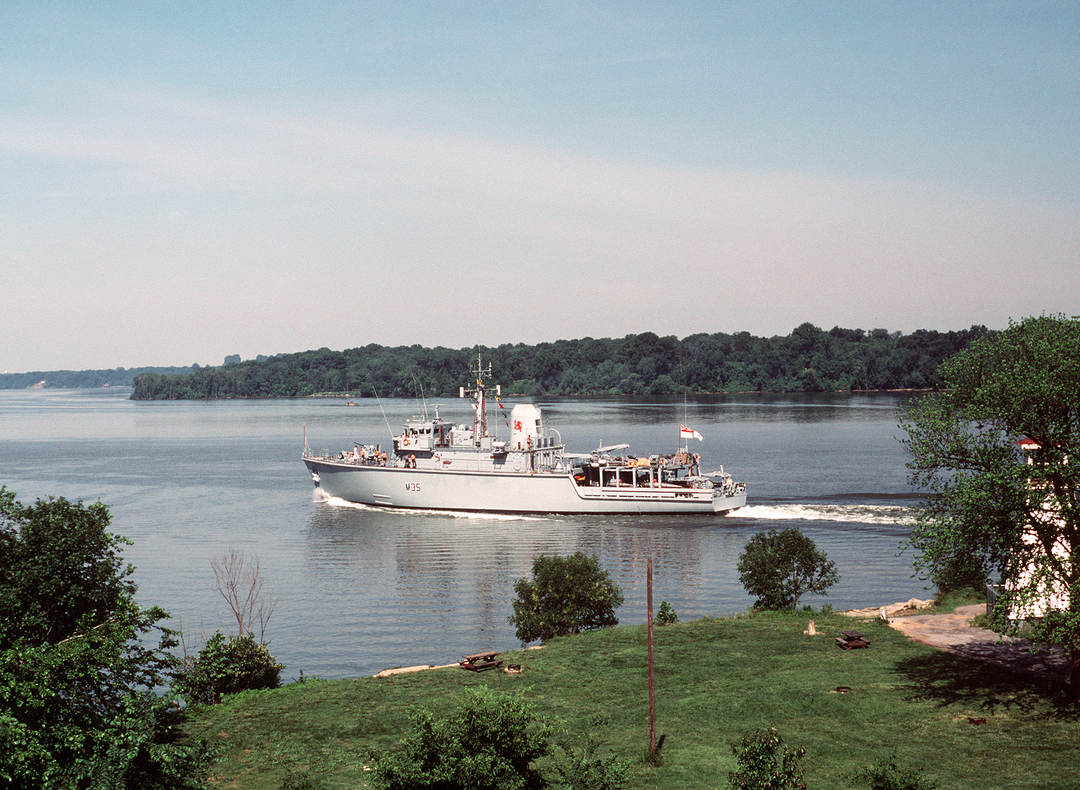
[181,608,1079,789]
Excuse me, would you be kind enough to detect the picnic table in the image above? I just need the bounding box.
[835,630,870,650]
[459,651,503,671]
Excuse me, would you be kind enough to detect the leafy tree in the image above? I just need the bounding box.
[371,686,554,790]
[737,528,840,610]
[508,552,624,644]
[900,314,1080,697]
[0,487,211,789]
[727,727,807,790]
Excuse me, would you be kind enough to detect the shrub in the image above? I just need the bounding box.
[173,631,283,704]
[737,528,839,610]
[508,552,624,644]
[852,757,939,790]
[280,769,328,790]
[727,727,806,790]
[371,686,555,790]
[654,600,679,625]
[550,715,632,790]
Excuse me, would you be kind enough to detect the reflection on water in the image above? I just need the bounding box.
[0,387,930,679]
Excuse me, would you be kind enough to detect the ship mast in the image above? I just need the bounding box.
[458,353,501,446]
[465,353,494,443]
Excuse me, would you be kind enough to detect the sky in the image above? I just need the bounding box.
[3,1,1079,372]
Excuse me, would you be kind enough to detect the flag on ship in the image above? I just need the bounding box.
[680,424,703,441]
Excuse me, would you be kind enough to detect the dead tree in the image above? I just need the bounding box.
[211,549,277,642]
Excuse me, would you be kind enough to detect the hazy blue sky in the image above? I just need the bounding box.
[4,1,1078,372]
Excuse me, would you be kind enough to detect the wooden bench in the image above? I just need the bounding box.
[836,630,870,650]
[459,651,503,671]
[461,659,503,671]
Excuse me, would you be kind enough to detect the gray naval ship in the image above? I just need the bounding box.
[303,357,747,515]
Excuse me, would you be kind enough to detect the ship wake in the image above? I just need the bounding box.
[727,503,912,525]
[319,495,546,521]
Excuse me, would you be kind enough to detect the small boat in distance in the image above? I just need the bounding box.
[302,356,747,515]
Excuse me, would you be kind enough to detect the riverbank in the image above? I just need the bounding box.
[370,600,1072,686]
[182,606,1079,790]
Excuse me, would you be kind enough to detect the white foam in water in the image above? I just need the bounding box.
[320,495,907,525]
[322,495,545,521]
[727,503,912,525]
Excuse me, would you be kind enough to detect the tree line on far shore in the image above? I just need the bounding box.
[129,323,990,400]
[0,364,201,390]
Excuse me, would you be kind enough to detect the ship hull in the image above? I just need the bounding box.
[304,456,746,515]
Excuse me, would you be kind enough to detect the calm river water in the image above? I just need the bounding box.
[0,387,930,679]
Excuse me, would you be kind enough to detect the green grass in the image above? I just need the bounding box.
[181,610,1079,790]
[923,586,987,613]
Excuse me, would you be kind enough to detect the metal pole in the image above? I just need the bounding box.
[647,557,656,753]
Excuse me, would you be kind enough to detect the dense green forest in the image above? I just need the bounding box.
[0,364,201,390]
[129,323,990,400]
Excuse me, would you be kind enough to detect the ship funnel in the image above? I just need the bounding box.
[509,404,543,450]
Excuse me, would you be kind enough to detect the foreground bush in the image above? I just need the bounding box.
[0,488,213,788]
[551,714,632,790]
[728,727,807,790]
[371,686,555,790]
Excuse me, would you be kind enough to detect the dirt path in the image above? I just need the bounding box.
[867,603,1070,682]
